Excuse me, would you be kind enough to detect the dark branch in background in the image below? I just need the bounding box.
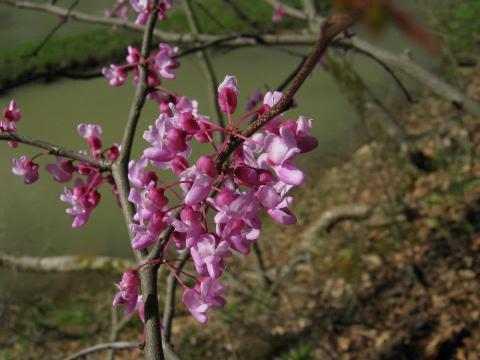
[223,0,263,32]
[339,43,416,103]
[0,132,110,171]
[23,0,79,58]
[192,0,229,32]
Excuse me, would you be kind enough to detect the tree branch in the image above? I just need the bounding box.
[0,132,110,171]
[23,0,79,58]
[108,2,166,359]
[215,14,359,171]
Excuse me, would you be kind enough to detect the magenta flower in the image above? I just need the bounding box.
[180,162,216,206]
[45,157,76,183]
[154,43,180,80]
[272,5,286,23]
[218,75,239,115]
[130,0,172,25]
[12,156,39,184]
[102,64,128,87]
[261,125,304,185]
[105,0,129,20]
[256,185,297,225]
[182,277,228,324]
[60,179,101,228]
[166,205,204,248]
[1,100,21,132]
[113,270,141,317]
[77,124,103,158]
[190,234,231,278]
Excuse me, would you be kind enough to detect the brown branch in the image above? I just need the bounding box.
[0,132,110,171]
[0,253,134,273]
[215,14,359,171]
[262,0,480,118]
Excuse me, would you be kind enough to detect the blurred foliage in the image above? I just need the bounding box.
[278,341,314,360]
[444,0,480,52]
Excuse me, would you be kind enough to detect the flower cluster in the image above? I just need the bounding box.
[113,73,318,323]
[3,102,121,228]
[106,0,172,25]
[102,43,179,90]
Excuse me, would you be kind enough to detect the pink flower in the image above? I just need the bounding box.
[12,156,39,184]
[180,157,217,206]
[182,277,228,324]
[166,205,204,248]
[60,178,101,228]
[256,185,297,225]
[102,64,128,87]
[190,234,231,278]
[154,43,180,80]
[1,100,21,132]
[113,270,141,317]
[45,157,76,183]
[105,0,129,20]
[128,157,158,189]
[130,0,172,25]
[272,5,285,23]
[218,75,239,115]
[261,125,304,185]
[77,124,103,158]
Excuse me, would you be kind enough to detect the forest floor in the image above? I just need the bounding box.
[1,55,480,360]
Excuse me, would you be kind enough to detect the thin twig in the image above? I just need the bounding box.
[23,0,79,58]
[0,132,110,171]
[162,250,189,344]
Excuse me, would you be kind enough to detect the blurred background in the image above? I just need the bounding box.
[0,0,479,359]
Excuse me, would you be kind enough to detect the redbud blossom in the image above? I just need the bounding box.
[218,75,239,115]
[12,156,39,184]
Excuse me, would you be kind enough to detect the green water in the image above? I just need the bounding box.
[0,1,439,298]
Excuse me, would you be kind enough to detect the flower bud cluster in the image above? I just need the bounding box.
[118,72,318,323]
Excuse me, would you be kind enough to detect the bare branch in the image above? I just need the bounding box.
[0,132,110,171]
[23,0,79,58]
[0,253,134,273]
